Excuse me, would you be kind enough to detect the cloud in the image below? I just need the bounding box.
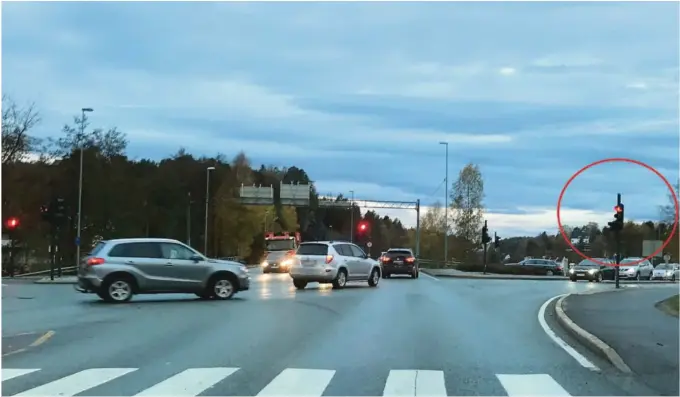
[2,1,678,237]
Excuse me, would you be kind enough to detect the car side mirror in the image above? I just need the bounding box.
[190,254,202,263]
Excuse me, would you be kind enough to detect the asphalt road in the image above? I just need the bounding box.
[565,287,680,396]
[0,270,668,396]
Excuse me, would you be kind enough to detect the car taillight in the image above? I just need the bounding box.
[325,255,334,264]
[380,256,388,262]
[406,257,415,263]
[87,257,105,266]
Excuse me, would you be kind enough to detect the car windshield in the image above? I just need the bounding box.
[656,264,672,270]
[620,259,640,265]
[266,239,296,251]
[577,260,600,267]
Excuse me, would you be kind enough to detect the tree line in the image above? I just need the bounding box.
[2,95,677,272]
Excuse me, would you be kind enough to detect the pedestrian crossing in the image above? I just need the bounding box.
[2,367,574,396]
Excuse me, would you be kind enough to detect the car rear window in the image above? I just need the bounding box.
[388,250,412,256]
[297,244,329,256]
[88,241,107,256]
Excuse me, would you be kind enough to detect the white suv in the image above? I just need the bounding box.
[289,241,382,290]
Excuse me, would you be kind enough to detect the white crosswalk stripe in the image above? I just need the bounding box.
[2,367,573,396]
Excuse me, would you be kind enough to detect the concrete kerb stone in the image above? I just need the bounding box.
[554,290,633,374]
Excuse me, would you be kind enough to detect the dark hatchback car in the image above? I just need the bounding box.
[508,259,564,276]
[380,248,419,279]
[569,258,614,282]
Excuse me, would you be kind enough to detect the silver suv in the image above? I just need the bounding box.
[75,238,250,303]
[289,241,382,290]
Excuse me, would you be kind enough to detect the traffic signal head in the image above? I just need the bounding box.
[5,217,19,230]
[358,222,369,234]
[481,223,491,244]
[608,203,624,231]
[494,234,501,248]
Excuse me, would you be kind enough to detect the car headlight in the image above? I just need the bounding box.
[666,271,673,276]
[281,259,292,267]
[569,269,575,274]
[240,265,249,273]
[588,269,596,274]
[261,261,269,267]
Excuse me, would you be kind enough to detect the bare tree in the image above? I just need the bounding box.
[660,181,679,224]
[422,201,446,232]
[449,163,485,243]
[1,95,41,164]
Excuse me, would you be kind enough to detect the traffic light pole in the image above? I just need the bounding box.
[614,193,621,289]
[49,222,56,281]
[482,220,488,275]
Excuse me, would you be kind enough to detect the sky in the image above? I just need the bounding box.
[2,1,679,237]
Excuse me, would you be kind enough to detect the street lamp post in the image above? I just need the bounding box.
[204,166,215,256]
[350,190,354,243]
[75,107,93,268]
[439,141,449,266]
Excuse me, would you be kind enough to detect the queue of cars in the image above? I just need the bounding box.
[75,237,677,303]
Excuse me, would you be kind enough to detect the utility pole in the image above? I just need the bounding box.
[186,192,192,246]
[439,142,449,266]
[75,107,93,269]
[204,166,215,256]
[350,190,354,243]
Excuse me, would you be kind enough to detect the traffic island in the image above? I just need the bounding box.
[655,294,679,317]
[555,288,679,396]
[421,268,566,281]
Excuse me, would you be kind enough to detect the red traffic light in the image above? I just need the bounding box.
[359,223,367,231]
[614,205,623,213]
[6,217,19,229]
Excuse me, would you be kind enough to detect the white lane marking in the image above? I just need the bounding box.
[420,272,439,281]
[383,370,416,396]
[134,367,239,396]
[15,368,136,396]
[497,374,571,396]
[2,369,40,382]
[415,370,447,396]
[257,368,335,396]
[538,294,599,371]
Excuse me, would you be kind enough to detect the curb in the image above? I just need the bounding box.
[34,278,77,285]
[420,269,566,281]
[554,292,633,373]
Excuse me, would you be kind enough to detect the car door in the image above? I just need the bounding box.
[333,244,356,274]
[159,242,210,291]
[349,244,370,278]
[645,260,654,277]
[107,242,168,291]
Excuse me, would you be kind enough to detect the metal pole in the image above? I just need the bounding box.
[415,199,421,258]
[204,167,214,256]
[187,192,192,246]
[75,108,92,268]
[350,190,354,243]
[440,142,449,266]
[615,193,621,289]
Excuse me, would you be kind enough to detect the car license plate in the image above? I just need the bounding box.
[272,264,278,268]
[395,261,403,265]
[302,259,315,266]
[576,272,585,276]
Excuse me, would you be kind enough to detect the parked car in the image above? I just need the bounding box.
[652,263,680,281]
[569,258,614,282]
[618,257,654,280]
[289,241,382,290]
[507,258,564,275]
[75,238,251,303]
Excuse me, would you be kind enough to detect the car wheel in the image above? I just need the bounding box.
[597,273,603,283]
[210,274,236,300]
[648,272,653,280]
[569,277,577,282]
[263,269,270,274]
[293,279,307,290]
[672,275,676,282]
[332,269,347,289]
[635,272,641,281]
[102,277,134,303]
[368,268,380,287]
[415,270,420,279]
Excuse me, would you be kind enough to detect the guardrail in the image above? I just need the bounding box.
[418,259,462,268]
[13,266,77,278]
